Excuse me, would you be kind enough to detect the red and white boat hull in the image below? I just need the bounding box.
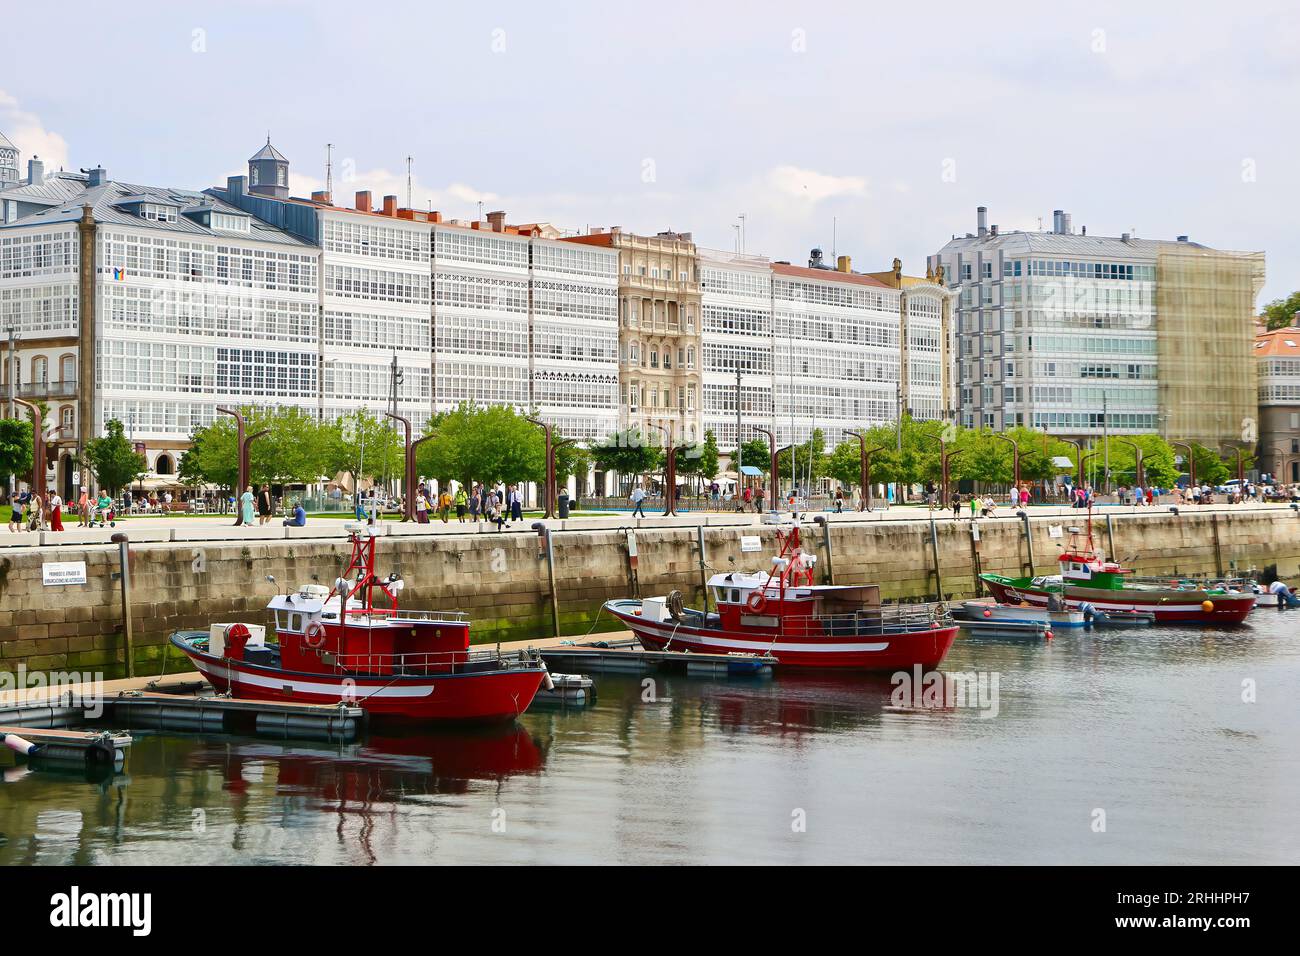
[174,641,546,725]
[607,605,957,671]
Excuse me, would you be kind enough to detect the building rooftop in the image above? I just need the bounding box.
[0,169,90,207]
[938,229,1210,259]
[1255,325,1300,357]
[771,261,890,288]
[1,179,312,246]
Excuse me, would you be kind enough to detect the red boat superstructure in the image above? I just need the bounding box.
[605,519,957,670]
[171,526,548,723]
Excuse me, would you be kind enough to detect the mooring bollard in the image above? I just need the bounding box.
[110,532,134,678]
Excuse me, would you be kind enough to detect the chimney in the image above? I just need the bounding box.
[1060,212,1072,235]
[836,255,852,273]
[382,194,397,216]
[1176,235,1189,242]
[87,166,107,187]
[589,226,604,235]
[430,211,442,223]
[27,156,45,184]
[610,225,622,235]
[1121,232,1131,242]
[311,190,333,205]
[977,206,988,237]
[487,210,506,233]
[990,224,999,237]
[226,175,247,197]
[355,190,371,213]
[1053,209,1064,234]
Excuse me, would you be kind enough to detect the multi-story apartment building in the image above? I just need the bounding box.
[0,154,318,499]
[931,206,1264,445]
[699,246,951,455]
[564,228,702,444]
[0,131,18,188]
[1255,322,1300,484]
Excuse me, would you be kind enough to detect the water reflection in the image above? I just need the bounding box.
[1,615,1297,864]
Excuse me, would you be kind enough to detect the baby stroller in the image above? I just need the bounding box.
[87,501,117,528]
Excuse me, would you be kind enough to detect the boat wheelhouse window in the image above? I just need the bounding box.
[730,588,741,603]
[289,613,302,632]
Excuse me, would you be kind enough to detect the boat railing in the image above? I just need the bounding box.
[341,607,469,624]
[326,645,538,676]
[811,602,953,633]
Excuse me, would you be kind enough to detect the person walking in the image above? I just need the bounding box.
[630,484,646,517]
[415,489,430,523]
[969,494,979,521]
[6,491,22,533]
[48,491,64,532]
[77,486,90,525]
[438,489,452,523]
[509,485,523,522]
[834,488,844,513]
[469,484,481,522]
[240,485,255,526]
[952,494,962,520]
[256,484,273,526]
[454,486,468,523]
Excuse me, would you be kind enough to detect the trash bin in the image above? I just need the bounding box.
[558,491,570,519]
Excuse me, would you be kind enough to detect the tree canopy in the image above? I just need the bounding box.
[0,417,34,488]
[417,403,546,487]
[82,419,147,496]
[1263,290,1300,330]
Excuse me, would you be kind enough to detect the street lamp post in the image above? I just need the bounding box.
[216,406,248,525]
[647,422,678,516]
[921,433,961,507]
[1170,441,1196,494]
[754,426,778,513]
[1116,439,1145,490]
[12,398,45,503]
[845,429,884,512]
[384,412,435,522]
[1056,437,1085,493]
[991,433,1020,496]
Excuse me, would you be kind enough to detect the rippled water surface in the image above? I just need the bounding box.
[3,614,1298,864]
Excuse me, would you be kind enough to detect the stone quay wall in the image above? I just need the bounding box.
[2,506,1298,679]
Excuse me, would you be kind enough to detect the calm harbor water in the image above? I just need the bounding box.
[2,614,1298,865]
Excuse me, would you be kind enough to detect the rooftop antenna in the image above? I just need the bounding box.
[478,200,484,221]
[732,222,741,254]
[832,216,837,263]
[406,156,413,209]
[325,143,334,197]
[738,212,747,255]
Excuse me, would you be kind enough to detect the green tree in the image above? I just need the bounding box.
[180,417,239,489]
[0,417,34,489]
[776,427,827,488]
[727,437,772,476]
[555,441,592,496]
[677,429,720,491]
[83,419,146,495]
[417,403,546,488]
[590,428,663,482]
[1263,291,1300,330]
[1185,443,1230,486]
[181,407,329,490]
[324,409,404,486]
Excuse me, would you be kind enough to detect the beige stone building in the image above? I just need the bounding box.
[566,228,703,445]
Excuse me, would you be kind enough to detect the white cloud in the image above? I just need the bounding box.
[766,165,868,203]
[0,90,70,171]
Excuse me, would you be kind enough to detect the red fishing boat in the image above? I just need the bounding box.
[604,519,957,670]
[171,526,549,724]
[981,510,1255,625]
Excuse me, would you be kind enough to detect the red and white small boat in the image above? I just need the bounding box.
[604,519,957,670]
[171,526,549,724]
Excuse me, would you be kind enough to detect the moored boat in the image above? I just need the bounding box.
[171,526,549,724]
[603,519,957,670]
[980,511,1254,625]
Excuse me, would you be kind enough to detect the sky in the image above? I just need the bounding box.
[2,0,1298,303]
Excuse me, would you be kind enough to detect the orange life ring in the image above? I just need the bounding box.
[303,621,327,649]
[746,590,767,613]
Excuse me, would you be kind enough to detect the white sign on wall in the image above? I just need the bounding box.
[1048,525,1064,539]
[740,535,762,553]
[42,561,87,586]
